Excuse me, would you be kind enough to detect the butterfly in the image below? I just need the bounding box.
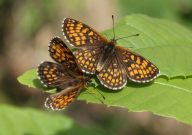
[37,37,91,110]
[61,17,160,90]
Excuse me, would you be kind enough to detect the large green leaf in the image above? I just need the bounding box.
[17,15,192,125]
[18,69,192,125]
[0,105,104,135]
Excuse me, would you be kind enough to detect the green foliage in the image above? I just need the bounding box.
[0,105,104,135]
[18,15,192,125]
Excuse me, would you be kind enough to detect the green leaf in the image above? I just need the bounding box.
[17,15,192,125]
[0,105,104,135]
[18,69,192,125]
[104,14,192,77]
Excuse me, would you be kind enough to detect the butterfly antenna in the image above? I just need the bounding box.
[112,15,116,40]
[116,34,139,41]
[95,87,106,100]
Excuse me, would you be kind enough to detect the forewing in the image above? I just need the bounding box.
[62,18,107,47]
[116,46,160,83]
[37,61,73,87]
[97,54,127,90]
[45,85,82,110]
[49,37,82,74]
[74,47,103,74]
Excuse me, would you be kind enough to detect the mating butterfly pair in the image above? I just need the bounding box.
[38,17,160,110]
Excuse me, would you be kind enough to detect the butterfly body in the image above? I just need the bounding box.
[62,18,160,90]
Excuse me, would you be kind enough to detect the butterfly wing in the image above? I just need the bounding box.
[116,46,160,83]
[97,53,127,90]
[38,61,77,87]
[73,47,104,74]
[62,18,108,47]
[45,84,83,110]
[49,37,82,74]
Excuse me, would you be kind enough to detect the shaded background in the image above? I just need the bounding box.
[1,0,192,134]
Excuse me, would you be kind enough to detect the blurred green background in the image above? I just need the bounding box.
[1,0,192,134]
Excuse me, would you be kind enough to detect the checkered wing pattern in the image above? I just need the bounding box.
[73,47,103,74]
[45,85,82,110]
[97,54,127,90]
[38,61,74,87]
[117,46,160,83]
[62,18,107,47]
[49,37,81,74]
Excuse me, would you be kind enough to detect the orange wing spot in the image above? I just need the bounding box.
[77,24,83,27]
[75,37,80,41]
[73,33,78,37]
[123,59,128,62]
[69,30,75,34]
[104,73,108,78]
[84,64,88,68]
[79,56,83,61]
[52,74,56,77]
[140,65,144,69]
[138,69,142,75]
[76,27,81,30]
[69,27,74,30]
[143,70,147,75]
[56,52,61,57]
[82,28,88,33]
[141,74,144,78]
[76,41,80,45]
[128,67,132,71]
[81,60,85,64]
[146,69,149,74]
[148,67,152,71]
[88,31,94,36]
[53,54,57,59]
[76,30,80,33]
[79,33,83,36]
[131,55,135,60]
[46,74,51,78]
[116,78,119,83]
[131,64,135,68]
[90,39,93,43]
[82,36,86,40]
[90,63,93,67]
[133,69,138,74]
[108,76,112,80]
[136,57,141,64]
[48,78,53,81]
[111,79,115,83]
[70,23,74,26]
[85,61,89,65]
[69,34,73,38]
[130,71,134,77]
[81,41,85,44]
[43,71,48,74]
[143,60,148,66]
[114,69,118,73]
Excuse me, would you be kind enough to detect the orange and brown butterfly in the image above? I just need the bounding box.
[61,16,160,90]
[37,37,91,110]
